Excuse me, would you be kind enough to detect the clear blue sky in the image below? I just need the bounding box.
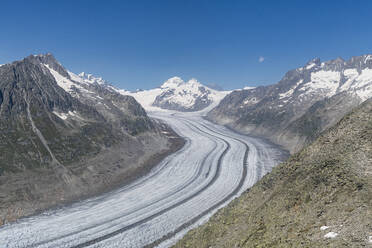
[1,0,371,90]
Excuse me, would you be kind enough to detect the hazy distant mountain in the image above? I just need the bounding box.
[0,54,180,224]
[152,77,227,111]
[205,82,224,91]
[207,55,372,153]
[115,77,229,112]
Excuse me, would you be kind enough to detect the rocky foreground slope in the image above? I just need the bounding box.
[0,54,183,225]
[175,99,372,247]
[208,55,372,153]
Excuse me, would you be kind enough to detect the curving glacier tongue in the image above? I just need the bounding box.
[0,109,286,248]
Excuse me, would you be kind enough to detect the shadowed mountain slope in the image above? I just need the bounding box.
[0,54,183,224]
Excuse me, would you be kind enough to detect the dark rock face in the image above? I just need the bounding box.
[0,54,177,224]
[175,99,372,248]
[0,54,151,168]
[208,54,372,153]
[74,77,153,135]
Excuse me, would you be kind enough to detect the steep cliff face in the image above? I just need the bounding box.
[208,55,372,153]
[175,99,372,247]
[0,54,183,224]
[0,54,155,169]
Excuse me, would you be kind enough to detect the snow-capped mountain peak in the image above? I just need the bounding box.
[217,54,372,116]
[272,55,372,104]
[76,72,107,85]
[118,76,230,112]
[151,76,229,112]
[160,76,184,88]
[208,54,372,155]
[160,77,204,89]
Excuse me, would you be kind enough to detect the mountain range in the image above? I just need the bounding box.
[114,54,372,155]
[113,76,229,112]
[0,53,371,246]
[207,55,372,153]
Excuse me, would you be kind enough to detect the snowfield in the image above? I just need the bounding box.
[0,108,286,248]
[127,77,231,112]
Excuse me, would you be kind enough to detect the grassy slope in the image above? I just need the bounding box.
[175,99,372,248]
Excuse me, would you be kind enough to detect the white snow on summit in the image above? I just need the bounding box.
[44,64,85,94]
[160,76,184,89]
[300,68,372,101]
[116,76,230,112]
[153,76,230,111]
[277,58,372,104]
[68,71,107,86]
[43,64,97,98]
[78,72,107,85]
[305,70,341,97]
[159,77,211,108]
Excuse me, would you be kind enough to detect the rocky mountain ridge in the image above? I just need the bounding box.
[0,54,183,224]
[207,54,372,153]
